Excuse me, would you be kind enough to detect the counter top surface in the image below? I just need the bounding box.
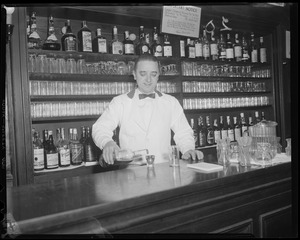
[7,155,291,226]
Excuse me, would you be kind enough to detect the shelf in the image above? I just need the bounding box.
[184,105,272,113]
[182,92,272,97]
[181,76,271,81]
[32,115,100,123]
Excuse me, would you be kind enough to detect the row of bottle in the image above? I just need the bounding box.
[190,111,266,148]
[27,12,267,63]
[32,126,101,171]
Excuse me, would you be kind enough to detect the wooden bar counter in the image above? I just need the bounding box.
[7,154,293,237]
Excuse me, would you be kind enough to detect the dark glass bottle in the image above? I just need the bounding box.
[234,33,242,62]
[241,33,250,62]
[213,118,221,144]
[42,15,60,50]
[61,20,77,52]
[136,26,149,55]
[123,30,135,55]
[185,38,196,59]
[218,33,226,61]
[45,130,59,169]
[151,27,163,57]
[240,112,249,136]
[254,111,261,124]
[84,127,98,162]
[206,116,214,145]
[190,118,198,147]
[93,28,107,53]
[70,128,83,165]
[227,116,235,142]
[33,130,44,171]
[145,33,152,54]
[233,116,242,141]
[163,34,172,57]
[220,116,228,140]
[198,116,207,147]
[225,32,234,61]
[202,29,210,60]
[78,21,92,52]
[210,30,219,61]
[250,32,258,63]
[195,33,203,59]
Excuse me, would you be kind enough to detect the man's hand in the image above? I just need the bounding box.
[182,149,204,161]
[102,141,120,165]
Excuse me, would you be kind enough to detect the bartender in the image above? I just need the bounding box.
[92,55,203,165]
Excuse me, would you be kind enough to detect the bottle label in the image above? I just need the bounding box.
[251,49,258,63]
[97,39,107,53]
[210,43,218,55]
[234,128,241,140]
[228,129,235,142]
[188,47,196,58]
[112,42,123,54]
[154,45,163,57]
[81,31,92,52]
[59,148,70,166]
[141,45,149,54]
[214,131,221,144]
[242,51,249,60]
[234,46,242,57]
[65,36,76,51]
[180,40,185,57]
[46,153,59,168]
[34,148,44,170]
[85,145,97,162]
[195,43,203,57]
[203,44,210,57]
[260,48,267,63]
[125,43,135,54]
[220,49,226,58]
[163,46,172,57]
[207,130,214,145]
[226,48,234,59]
[71,144,83,164]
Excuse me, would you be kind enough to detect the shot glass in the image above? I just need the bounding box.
[169,145,180,167]
[146,155,155,168]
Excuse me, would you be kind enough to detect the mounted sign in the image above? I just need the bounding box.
[161,6,201,38]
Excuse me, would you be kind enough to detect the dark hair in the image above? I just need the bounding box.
[133,55,159,71]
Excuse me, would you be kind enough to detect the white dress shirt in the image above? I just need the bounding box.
[92,88,195,163]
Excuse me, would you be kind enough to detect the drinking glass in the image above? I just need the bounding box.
[169,145,180,167]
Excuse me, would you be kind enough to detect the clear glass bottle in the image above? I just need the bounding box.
[213,118,221,144]
[111,26,124,55]
[45,130,59,169]
[33,130,45,171]
[202,29,210,60]
[234,33,242,62]
[61,20,77,52]
[259,36,267,63]
[123,30,135,55]
[93,28,107,54]
[70,128,83,165]
[210,30,219,61]
[78,20,92,52]
[151,27,163,57]
[250,32,258,63]
[179,37,185,58]
[163,34,172,57]
[42,15,60,51]
[28,12,41,49]
[56,128,71,167]
[198,116,207,147]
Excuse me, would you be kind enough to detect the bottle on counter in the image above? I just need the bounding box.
[227,116,235,142]
[259,36,267,63]
[250,32,258,63]
[151,27,163,57]
[33,130,45,171]
[202,29,210,60]
[225,32,234,62]
[61,20,77,52]
[45,130,59,169]
[123,30,135,55]
[93,28,108,54]
[56,128,71,167]
[206,116,214,145]
[77,21,92,52]
[84,127,98,162]
[210,30,219,61]
[234,32,242,62]
[70,128,83,165]
[163,34,172,57]
[136,26,149,55]
[213,118,221,144]
[111,26,124,55]
[28,12,41,49]
[198,116,207,147]
[190,118,198,147]
[42,15,60,50]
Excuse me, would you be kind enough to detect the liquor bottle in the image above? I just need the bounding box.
[28,12,41,49]
[233,116,242,141]
[254,111,261,124]
[93,28,108,54]
[185,38,195,59]
[241,33,250,62]
[213,118,221,144]
[56,128,71,167]
[198,116,207,147]
[145,33,152,54]
[261,111,266,120]
[42,15,60,50]
[151,27,163,57]
[77,21,92,52]
[136,26,149,55]
[70,128,83,165]
[227,116,235,142]
[33,130,44,171]
[80,126,86,160]
[163,34,172,57]
[43,129,49,163]
[206,116,214,145]
[195,34,203,59]
[234,33,242,62]
[61,20,77,52]
[210,30,219,61]
[225,32,234,62]
[45,130,59,169]
[123,30,135,55]
[259,36,267,63]
[220,116,228,140]
[240,113,249,136]
[85,127,98,162]
[111,26,124,55]
[190,118,198,147]
[218,33,226,61]
[179,38,185,58]
[202,29,210,60]
[248,116,254,136]
[250,32,258,63]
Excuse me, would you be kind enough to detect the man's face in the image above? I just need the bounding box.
[133,60,160,94]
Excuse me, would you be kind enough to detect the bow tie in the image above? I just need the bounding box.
[139,93,155,100]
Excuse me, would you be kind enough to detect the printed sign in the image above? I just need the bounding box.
[161,6,201,38]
